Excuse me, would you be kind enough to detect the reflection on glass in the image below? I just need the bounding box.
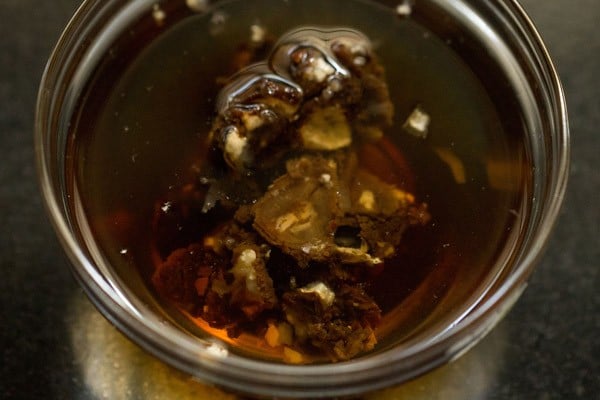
[69,292,505,399]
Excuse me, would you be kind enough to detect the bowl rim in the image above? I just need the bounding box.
[34,0,570,397]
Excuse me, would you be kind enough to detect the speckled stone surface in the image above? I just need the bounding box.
[1,1,598,399]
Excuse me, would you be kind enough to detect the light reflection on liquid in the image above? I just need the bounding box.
[69,291,506,399]
[68,293,236,400]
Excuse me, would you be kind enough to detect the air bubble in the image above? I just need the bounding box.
[209,11,228,36]
[396,1,413,17]
[161,201,172,213]
[250,24,267,45]
[152,4,166,26]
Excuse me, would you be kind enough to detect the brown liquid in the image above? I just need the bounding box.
[67,0,530,360]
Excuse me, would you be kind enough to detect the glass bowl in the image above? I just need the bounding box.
[35,0,569,397]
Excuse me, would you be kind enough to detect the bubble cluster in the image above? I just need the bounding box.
[210,27,393,172]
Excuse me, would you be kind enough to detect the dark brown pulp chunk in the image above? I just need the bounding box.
[151,26,430,362]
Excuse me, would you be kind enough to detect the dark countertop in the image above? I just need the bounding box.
[1,1,598,399]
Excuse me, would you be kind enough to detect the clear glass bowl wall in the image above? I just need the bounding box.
[35,0,568,397]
